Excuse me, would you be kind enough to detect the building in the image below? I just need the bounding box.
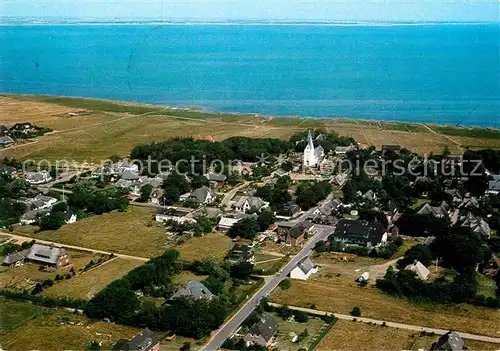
[227,244,255,265]
[459,196,480,209]
[332,219,387,248]
[244,313,278,348]
[206,172,227,184]
[276,201,301,220]
[290,257,318,280]
[119,328,159,351]
[217,215,243,232]
[276,221,315,246]
[25,171,52,185]
[171,280,214,301]
[334,145,356,156]
[26,244,71,268]
[22,194,58,211]
[331,173,348,188]
[417,201,450,218]
[487,175,500,195]
[234,196,269,213]
[187,186,215,204]
[155,207,196,224]
[2,252,25,266]
[405,260,430,280]
[10,122,35,133]
[20,208,51,225]
[381,144,402,156]
[312,198,341,221]
[303,130,325,168]
[0,125,9,136]
[430,331,466,351]
[0,135,14,147]
[462,214,490,239]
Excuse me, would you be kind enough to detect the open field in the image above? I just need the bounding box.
[43,258,142,300]
[173,232,233,262]
[274,315,327,351]
[0,298,139,350]
[270,267,500,337]
[1,95,499,162]
[13,207,168,257]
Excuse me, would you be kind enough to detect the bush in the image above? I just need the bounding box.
[293,310,309,323]
[350,306,361,317]
[279,279,291,290]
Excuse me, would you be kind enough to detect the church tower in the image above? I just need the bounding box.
[303,130,318,167]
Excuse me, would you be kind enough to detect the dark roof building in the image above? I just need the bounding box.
[10,122,35,131]
[2,252,25,266]
[276,201,301,218]
[431,331,466,351]
[171,280,214,301]
[332,219,387,248]
[119,328,159,351]
[26,244,71,268]
[0,125,9,136]
[206,173,227,182]
[244,313,278,347]
[227,244,254,264]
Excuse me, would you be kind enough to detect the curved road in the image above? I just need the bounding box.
[202,224,336,351]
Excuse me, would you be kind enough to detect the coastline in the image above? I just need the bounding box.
[2,93,499,131]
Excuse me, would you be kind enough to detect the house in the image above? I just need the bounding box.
[119,328,159,351]
[271,168,288,178]
[217,214,243,232]
[2,252,25,266]
[25,171,52,185]
[424,236,436,246]
[170,280,214,301]
[332,219,387,248]
[155,208,195,224]
[187,186,214,204]
[244,313,278,348]
[360,190,377,202]
[462,214,490,238]
[417,201,450,218]
[459,196,480,209]
[120,169,140,181]
[206,172,226,184]
[430,331,466,351]
[290,257,318,280]
[331,172,348,188]
[487,175,500,195]
[20,208,51,225]
[0,135,14,147]
[234,196,269,213]
[277,221,315,246]
[62,210,77,224]
[381,144,402,156]
[303,130,325,167]
[22,194,58,211]
[232,160,257,176]
[312,198,341,218]
[10,122,35,133]
[405,260,430,280]
[334,144,356,156]
[150,188,164,205]
[445,189,463,204]
[26,244,71,268]
[227,244,255,265]
[276,201,301,220]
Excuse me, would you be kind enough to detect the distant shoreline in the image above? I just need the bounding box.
[3,93,499,132]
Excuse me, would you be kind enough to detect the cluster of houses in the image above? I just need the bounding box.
[0,122,38,146]
[18,194,76,225]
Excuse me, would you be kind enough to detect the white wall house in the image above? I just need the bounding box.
[290,257,318,280]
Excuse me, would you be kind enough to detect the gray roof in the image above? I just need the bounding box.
[432,331,466,351]
[171,280,214,300]
[489,179,500,191]
[3,252,25,265]
[462,215,490,237]
[121,169,139,181]
[121,328,156,351]
[26,244,68,265]
[246,313,278,344]
[417,201,449,217]
[0,135,14,145]
[315,199,341,216]
[207,173,226,182]
[235,196,266,210]
[297,257,316,274]
[188,186,213,203]
[21,208,51,221]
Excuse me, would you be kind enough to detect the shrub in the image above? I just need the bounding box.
[279,279,291,290]
[350,306,361,317]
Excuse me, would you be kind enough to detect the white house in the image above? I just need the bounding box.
[187,186,215,204]
[290,257,318,280]
[217,216,243,232]
[405,260,430,281]
[234,196,269,213]
[25,171,52,185]
[155,208,196,224]
[303,130,324,168]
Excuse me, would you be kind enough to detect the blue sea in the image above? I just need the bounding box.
[1,24,499,127]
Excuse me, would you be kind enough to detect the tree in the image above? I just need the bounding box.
[279,279,291,290]
[397,244,433,269]
[192,175,209,189]
[138,184,153,203]
[163,186,180,205]
[257,210,275,231]
[228,217,260,239]
[85,341,101,351]
[179,342,191,351]
[108,154,121,163]
[230,261,254,280]
[39,211,66,231]
[294,310,309,323]
[203,276,225,295]
[350,307,361,317]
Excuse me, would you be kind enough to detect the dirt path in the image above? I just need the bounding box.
[269,303,500,344]
[421,123,462,149]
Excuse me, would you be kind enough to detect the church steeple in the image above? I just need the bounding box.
[307,130,314,150]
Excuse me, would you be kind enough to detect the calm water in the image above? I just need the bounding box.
[1,24,499,126]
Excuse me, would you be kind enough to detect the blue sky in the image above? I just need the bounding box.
[1,0,499,22]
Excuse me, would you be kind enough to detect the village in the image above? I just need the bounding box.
[0,125,499,351]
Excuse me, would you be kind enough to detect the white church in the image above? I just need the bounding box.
[303,130,325,168]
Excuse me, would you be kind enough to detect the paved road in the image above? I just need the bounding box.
[202,224,336,351]
[0,232,150,262]
[269,303,500,344]
[220,181,250,209]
